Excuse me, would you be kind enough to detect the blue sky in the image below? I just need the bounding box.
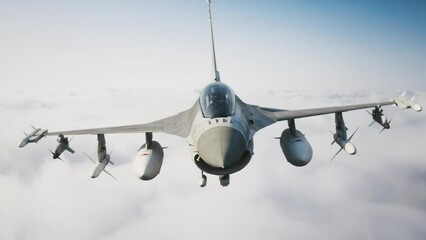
[1,0,425,91]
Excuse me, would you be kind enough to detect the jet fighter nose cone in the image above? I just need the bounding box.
[197,126,246,168]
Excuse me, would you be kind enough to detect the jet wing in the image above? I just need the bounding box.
[259,92,422,121]
[45,103,199,138]
[267,101,394,121]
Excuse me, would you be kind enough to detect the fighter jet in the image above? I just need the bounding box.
[19,1,422,186]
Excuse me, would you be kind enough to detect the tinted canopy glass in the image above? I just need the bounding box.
[199,82,236,118]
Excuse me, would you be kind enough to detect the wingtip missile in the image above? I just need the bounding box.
[19,138,29,148]
[393,92,422,112]
[19,126,47,148]
[412,103,422,112]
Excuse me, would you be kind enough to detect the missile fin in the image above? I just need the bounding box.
[348,127,359,141]
[331,147,344,161]
[103,168,117,180]
[66,146,75,154]
[83,152,97,164]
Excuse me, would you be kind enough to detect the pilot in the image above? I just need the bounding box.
[210,91,226,105]
[207,87,227,117]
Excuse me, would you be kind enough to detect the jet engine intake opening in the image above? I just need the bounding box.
[194,150,252,175]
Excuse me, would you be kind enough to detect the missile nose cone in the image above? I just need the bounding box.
[19,139,28,148]
[412,104,422,112]
[344,142,357,155]
[92,162,106,178]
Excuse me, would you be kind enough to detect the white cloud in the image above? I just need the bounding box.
[1,88,425,240]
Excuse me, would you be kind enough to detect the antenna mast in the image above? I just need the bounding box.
[207,0,220,82]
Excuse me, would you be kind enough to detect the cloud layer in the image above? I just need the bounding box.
[1,88,425,240]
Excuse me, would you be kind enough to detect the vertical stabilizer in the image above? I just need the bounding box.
[207,0,220,82]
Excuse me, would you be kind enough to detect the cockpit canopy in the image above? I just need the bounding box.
[199,82,236,118]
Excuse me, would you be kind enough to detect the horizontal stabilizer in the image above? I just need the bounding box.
[331,148,344,161]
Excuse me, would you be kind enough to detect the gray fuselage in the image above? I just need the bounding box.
[187,83,258,175]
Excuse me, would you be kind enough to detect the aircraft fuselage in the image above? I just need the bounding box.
[188,89,255,175]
